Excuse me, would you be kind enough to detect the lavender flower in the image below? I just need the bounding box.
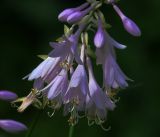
[64,64,89,110]
[49,24,87,65]
[0,120,27,133]
[113,4,141,36]
[86,57,115,121]
[96,30,126,65]
[47,69,68,100]
[28,57,62,83]
[95,30,129,89]
[63,45,89,119]
[0,90,17,101]
[49,35,82,65]
[102,53,129,89]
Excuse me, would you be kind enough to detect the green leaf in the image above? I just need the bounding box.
[87,47,96,59]
[56,37,64,42]
[37,55,48,60]
[64,25,70,36]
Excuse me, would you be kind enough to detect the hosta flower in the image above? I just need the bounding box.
[0,120,27,133]
[103,53,129,89]
[113,4,141,36]
[49,23,87,65]
[96,30,126,65]
[64,64,89,110]
[86,57,115,122]
[63,44,89,116]
[96,30,129,89]
[17,78,44,112]
[0,90,17,101]
[49,35,82,65]
[47,69,68,100]
[28,57,62,83]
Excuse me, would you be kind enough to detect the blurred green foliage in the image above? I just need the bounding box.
[0,0,160,137]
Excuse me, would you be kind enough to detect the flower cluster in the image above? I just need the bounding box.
[14,0,141,127]
[0,90,27,133]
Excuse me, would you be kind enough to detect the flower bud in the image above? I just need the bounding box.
[113,4,141,37]
[0,90,17,101]
[58,9,75,22]
[0,120,27,133]
[67,3,94,24]
[94,19,105,48]
[67,11,83,24]
[58,2,89,22]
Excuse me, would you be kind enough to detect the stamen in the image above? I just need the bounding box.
[39,79,56,92]
[47,110,56,118]
[88,120,94,126]
[78,114,85,119]
[100,125,111,132]
[60,60,73,71]
[11,103,18,108]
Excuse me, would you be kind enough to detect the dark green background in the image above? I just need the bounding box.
[0,0,160,137]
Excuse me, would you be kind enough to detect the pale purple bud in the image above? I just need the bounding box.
[58,9,75,22]
[67,5,93,24]
[94,19,105,48]
[58,2,89,22]
[0,91,18,101]
[0,120,27,133]
[113,4,141,37]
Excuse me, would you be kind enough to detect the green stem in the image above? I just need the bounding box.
[25,110,41,137]
[69,126,74,137]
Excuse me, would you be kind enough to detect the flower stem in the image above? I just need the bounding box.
[69,126,74,137]
[25,110,41,137]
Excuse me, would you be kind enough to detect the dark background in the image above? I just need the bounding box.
[0,0,160,137]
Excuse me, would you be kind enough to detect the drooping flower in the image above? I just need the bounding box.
[28,57,62,83]
[0,120,27,133]
[49,35,82,65]
[49,24,87,65]
[96,29,126,65]
[16,78,44,112]
[95,30,129,89]
[64,64,89,110]
[47,69,68,100]
[113,4,141,36]
[0,90,18,102]
[86,57,115,122]
[63,45,89,120]
[102,53,129,89]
